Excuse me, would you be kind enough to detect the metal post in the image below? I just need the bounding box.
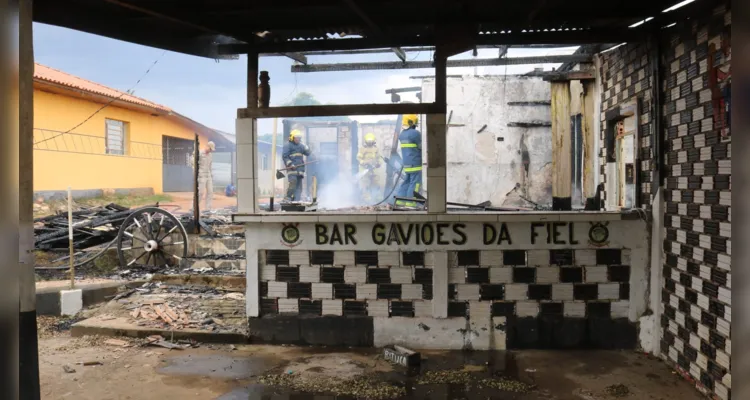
[270,118,278,199]
[67,187,75,288]
[193,134,200,234]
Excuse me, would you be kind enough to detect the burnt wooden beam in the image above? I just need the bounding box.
[291,54,593,73]
[237,102,443,119]
[218,28,640,55]
[279,52,308,64]
[295,44,579,56]
[550,82,572,211]
[542,70,596,81]
[507,121,552,128]
[507,101,551,106]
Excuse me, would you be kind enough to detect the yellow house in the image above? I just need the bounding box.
[33,63,232,198]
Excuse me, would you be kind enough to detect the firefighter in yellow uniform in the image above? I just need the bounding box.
[357,132,382,203]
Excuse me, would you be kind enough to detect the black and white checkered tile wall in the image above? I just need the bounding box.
[598,3,731,399]
[445,249,631,320]
[598,42,654,207]
[259,250,433,318]
[660,5,731,400]
[258,248,631,322]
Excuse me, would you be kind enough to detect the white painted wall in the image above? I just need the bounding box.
[421,76,553,208]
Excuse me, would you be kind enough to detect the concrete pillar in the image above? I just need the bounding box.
[646,187,664,355]
[236,118,257,213]
[431,251,448,318]
[426,113,447,213]
[246,246,259,317]
[19,0,41,397]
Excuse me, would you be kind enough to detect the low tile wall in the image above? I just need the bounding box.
[243,215,649,350]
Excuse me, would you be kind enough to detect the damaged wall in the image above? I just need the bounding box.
[598,2,732,399]
[421,76,552,208]
[597,43,654,209]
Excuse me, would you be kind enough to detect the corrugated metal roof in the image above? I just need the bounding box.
[33,0,715,58]
[34,63,172,113]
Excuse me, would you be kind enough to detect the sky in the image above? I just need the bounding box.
[32,22,578,136]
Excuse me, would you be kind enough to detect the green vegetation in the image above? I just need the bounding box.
[77,193,173,208]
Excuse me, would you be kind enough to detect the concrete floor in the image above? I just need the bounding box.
[39,334,703,400]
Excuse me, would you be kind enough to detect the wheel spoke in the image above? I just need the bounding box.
[124,230,147,243]
[157,225,178,242]
[138,215,154,240]
[161,249,182,261]
[127,251,147,266]
[144,252,153,267]
[154,214,165,242]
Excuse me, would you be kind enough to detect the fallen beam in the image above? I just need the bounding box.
[280,52,308,64]
[237,102,443,119]
[291,54,593,73]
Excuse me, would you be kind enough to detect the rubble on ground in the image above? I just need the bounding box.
[259,374,406,400]
[416,370,535,393]
[91,282,246,334]
[37,315,85,338]
[34,203,131,251]
[316,204,393,212]
[605,384,630,397]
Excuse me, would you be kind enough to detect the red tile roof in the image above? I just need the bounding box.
[33,63,173,113]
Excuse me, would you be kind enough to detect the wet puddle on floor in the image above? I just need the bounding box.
[160,349,539,400]
[158,354,273,380]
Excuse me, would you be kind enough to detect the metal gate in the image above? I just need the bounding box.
[162,136,194,192]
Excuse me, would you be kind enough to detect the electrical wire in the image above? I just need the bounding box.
[34,51,167,146]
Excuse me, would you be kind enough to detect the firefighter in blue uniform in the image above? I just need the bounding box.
[282,129,313,201]
[394,114,422,206]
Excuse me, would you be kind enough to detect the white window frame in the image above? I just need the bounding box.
[105,118,127,155]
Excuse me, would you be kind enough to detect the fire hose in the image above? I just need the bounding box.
[371,156,404,207]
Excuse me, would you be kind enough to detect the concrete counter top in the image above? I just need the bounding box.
[233,210,641,223]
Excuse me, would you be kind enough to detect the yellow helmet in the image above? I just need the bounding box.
[402,114,418,129]
[289,129,302,142]
[364,132,376,144]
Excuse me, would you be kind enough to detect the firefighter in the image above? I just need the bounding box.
[357,132,382,202]
[282,129,312,201]
[197,141,215,210]
[394,114,422,206]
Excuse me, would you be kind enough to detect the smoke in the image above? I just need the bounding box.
[316,173,362,210]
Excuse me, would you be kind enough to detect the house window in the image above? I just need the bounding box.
[261,154,269,170]
[105,119,127,155]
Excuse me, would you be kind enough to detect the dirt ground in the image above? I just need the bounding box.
[165,192,237,214]
[39,328,704,400]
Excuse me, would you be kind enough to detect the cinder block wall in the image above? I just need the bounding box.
[598,3,732,399]
[422,76,553,207]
